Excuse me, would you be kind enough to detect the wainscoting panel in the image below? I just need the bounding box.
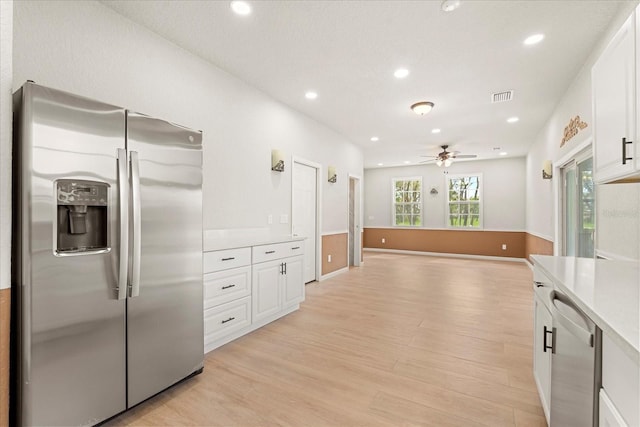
[322,233,348,275]
[525,233,554,262]
[363,228,526,258]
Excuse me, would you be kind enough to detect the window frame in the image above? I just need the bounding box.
[446,173,483,229]
[391,176,423,227]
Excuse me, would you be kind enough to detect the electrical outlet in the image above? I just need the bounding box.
[502,244,507,250]
[382,238,386,244]
[328,254,332,263]
[267,214,273,225]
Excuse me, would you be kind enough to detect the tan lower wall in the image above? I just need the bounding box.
[363,228,526,258]
[1,287,10,427]
[322,233,348,275]
[525,233,554,262]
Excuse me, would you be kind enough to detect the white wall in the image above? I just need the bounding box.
[525,2,639,250]
[11,0,362,239]
[364,157,526,231]
[0,0,13,290]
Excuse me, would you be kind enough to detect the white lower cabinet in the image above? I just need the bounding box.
[252,259,282,321]
[252,255,304,323]
[600,389,628,427]
[204,238,305,353]
[601,333,639,427]
[533,287,552,425]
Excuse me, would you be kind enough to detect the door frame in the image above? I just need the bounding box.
[348,173,362,267]
[553,138,593,256]
[291,156,322,282]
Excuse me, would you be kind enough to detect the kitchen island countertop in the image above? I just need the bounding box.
[531,255,639,363]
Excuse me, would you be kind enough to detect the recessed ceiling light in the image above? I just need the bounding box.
[411,101,435,115]
[404,161,411,164]
[431,128,441,134]
[230,1,252,15]
[377,163,384,166]
[524,34,544,46]
[499,152,508,156]
[394,68,410,79]
[370,136,379,142]
[441,0,461,12]
[507,116,519,123]
[305,91,318,100]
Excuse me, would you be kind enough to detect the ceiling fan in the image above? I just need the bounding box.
[421,145,477,167]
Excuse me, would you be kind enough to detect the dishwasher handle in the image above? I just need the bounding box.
[548,290,594,347]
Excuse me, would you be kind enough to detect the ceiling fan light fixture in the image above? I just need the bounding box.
[436,159,443,167]
[411,101,434,115]
[444,158,453,167]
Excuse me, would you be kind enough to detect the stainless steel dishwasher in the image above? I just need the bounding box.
[547,290,602,427]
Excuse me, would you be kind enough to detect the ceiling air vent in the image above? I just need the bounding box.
[491,90,513,103]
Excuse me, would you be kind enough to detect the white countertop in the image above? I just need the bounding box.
[532,255,639,363]
[203,229,304,252]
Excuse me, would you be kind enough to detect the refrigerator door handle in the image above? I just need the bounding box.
[130,151,141,297]
[117,148,129,300]
[548,290,594,347]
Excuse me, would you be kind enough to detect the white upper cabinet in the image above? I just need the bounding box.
[592,9,638,184]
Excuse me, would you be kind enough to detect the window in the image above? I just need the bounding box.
[392,177,422,226]
[447,174,482,228]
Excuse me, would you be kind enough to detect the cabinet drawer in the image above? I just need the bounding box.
[204,296,251,346]
[204,247,251,273]
[602,333,639,427]
[252,241,304,264]
[533,266,553,289]
[204,266,251,309]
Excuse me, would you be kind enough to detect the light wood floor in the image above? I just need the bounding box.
[106,252,545,427]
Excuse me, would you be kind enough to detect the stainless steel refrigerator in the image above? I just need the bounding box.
[12,82,204,426]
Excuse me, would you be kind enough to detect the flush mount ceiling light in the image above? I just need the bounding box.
[411,101,434,116]
[305,91,318,100]
[230,0,252,15]
[394,68,410,79]
[507,116,520,123]
[441,0,461,12]
[524,34,544,45]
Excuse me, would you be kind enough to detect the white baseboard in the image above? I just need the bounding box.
[364,248,528,264]
[320,266,349,281]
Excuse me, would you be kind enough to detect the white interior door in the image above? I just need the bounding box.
[293,161,317,283]
[349,176,361,267]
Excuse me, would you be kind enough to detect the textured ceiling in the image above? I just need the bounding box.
[101,0,629,168]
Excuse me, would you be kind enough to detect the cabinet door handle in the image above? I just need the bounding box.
[543,326,555,353]
[221,317,235,324]
[221,284,236,290]
[291,246,300,250]
[221,257,235,261]
[265,250,276,254]
[622,137,633,165]
[534,281,545,288]
[284,262,287,275]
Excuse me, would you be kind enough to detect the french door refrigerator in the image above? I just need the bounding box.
[12,82,204,426]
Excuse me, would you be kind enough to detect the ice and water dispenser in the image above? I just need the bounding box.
[55,179,109,254]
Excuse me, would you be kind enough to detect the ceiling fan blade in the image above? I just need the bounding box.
[453,154,477,159]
